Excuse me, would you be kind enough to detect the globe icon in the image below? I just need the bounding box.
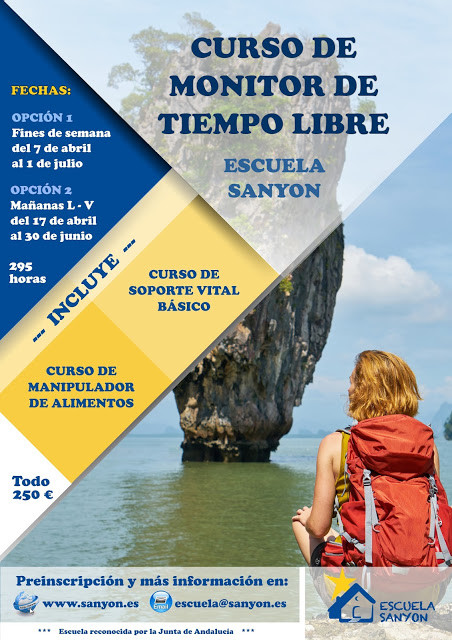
[13,591,39,614]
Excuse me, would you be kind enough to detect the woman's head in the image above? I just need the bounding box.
[347,350,422,422]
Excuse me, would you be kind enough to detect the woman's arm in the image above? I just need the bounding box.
[434,442,440,477]
[304,433,340,538]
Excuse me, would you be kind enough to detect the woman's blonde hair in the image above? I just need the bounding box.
[348,350,422,422]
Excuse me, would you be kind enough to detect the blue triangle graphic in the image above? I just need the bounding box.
[1,3,170,339]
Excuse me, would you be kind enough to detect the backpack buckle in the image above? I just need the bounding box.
[428,475,438,498]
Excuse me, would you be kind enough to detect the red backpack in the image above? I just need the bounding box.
[338,415,452,567]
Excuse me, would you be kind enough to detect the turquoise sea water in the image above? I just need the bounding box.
[3,435,452,568]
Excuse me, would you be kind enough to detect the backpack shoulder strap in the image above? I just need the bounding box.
[429,475,452,565]
[335,427,352,435]
[334,428,351,513]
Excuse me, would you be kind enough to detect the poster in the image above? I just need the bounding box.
[1,1,451,638]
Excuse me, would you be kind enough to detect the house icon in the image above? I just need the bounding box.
[328,583,376,623]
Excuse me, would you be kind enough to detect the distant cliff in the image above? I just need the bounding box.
[445,410,452,440]
[174,226,344,461]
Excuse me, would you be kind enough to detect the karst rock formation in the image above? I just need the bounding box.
[174,226,344,462]
[131,22,347,461]
[169,28,346,461]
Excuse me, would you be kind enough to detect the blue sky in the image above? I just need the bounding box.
[6,0,452,435]
[7,0,452,208]
[140,114,452,436]
[294,114,452,432]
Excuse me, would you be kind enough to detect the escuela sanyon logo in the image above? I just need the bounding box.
[13,591,39,614]
[327,580,435,624]
[328,583,375,623]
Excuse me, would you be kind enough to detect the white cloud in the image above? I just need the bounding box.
[407,305,447,324]
[339,245,440,307]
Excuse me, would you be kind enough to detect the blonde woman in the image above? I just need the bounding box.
[292,350,447,567]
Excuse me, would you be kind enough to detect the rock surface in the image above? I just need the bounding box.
[305,603,452,639]
[174,225,344,461]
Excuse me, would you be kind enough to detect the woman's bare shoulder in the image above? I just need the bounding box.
[318,431,342,457]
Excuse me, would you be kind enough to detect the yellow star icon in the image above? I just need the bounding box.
[325,568,356,600]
